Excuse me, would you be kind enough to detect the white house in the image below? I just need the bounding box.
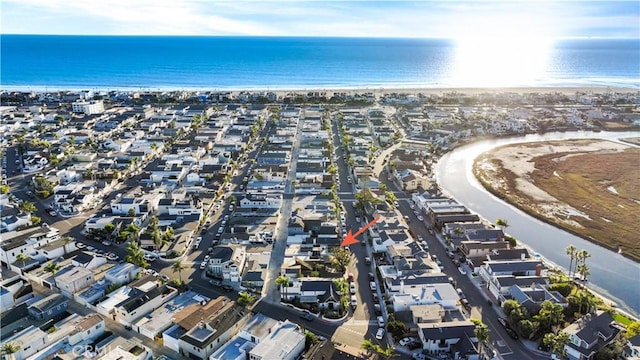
[239,193,282,209]
[56,266,96,297]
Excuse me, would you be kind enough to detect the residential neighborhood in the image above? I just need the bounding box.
[0,89,638,360]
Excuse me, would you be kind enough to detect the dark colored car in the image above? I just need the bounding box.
[300,313,315,321]
[221,285,233,292]
[505,327,519,340]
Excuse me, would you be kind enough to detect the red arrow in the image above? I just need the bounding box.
[341,216,380,247]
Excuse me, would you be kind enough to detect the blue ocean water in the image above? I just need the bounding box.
[1,35,639,90]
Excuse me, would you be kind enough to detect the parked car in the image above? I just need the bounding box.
[369,282,377,291]
[351,295,357,307]
[458,267,467,275]
[497,317,508,327]
[221,285,233,292]
[106,253,119,261]
[377,316,385,327]
[375,328,385,340]
[400,337,417,346]
[412,353,426,360]
[364,257,371,265]
[368,272,375,281]
[349,283,356,294]
[200,261,207,270]
[48,210,57,217]
[76,242,86,249]
[374,304,382,315]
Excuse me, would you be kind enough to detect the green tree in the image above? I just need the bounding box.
[18,201,37,214]
[495,218,509,230]
[329,247,351,273]
[360,339,376,355]
[30,216,41,225]
[535,300,565,332]
[16,253,30,268]
[473,321,490,360]
[575,249,591,280]
[0,185,9,194]
[163,226,175,242]
[275,275,290,301]
[127,208,136,217]
[385,191,397,205]
[125,241,148,268]
[626,322,640,338]
[1,342,21,360]
[565,244,577,279]
[171,260,186,284]
[238,292,256,306]
[374,345,398,360]
[543,332,569,359]
[304,331,319,350]
[44,262,60,276]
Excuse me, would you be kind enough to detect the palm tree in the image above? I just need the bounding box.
[1,342,21,360]
[275,275,289,301]
[18,201,37,214]
[474,323,490,359]
[44,262,60,275]
[576,249,591,273]
[571,290,592,315]
[125,241,148,268]
[495,218,509,230]
[576,263,590,283]
[171,260,186,284]
[565,245,577,279]
[15,253,30,269]
[536,300,565,331]
[237,292,256,306]
[360,339,375,355]
[377,346,398,360]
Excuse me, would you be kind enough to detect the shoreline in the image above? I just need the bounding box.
[2,85,639,95]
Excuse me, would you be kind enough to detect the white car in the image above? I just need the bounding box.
[399,337,417,346]
[375,328,385,340]
[200,261,207,270]
[349,283,356,294]
[106,253,119,261]
[369,282,377,291]
[48,210,58,217]
[76,242,86,249]
[458,267,467,275]
[143,254,157,262]
[417,215,424,221]
[203,255,210,262]
[377,316,385,327]
[350,295,357,307]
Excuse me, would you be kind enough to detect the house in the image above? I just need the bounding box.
[28,293,69,320]
[0,325,48,360]
[622,334,640,359]
[134,290,205,340]
[239,193,282,209]
[104,262,141,285]
[479,259,544,285]
[396,169,430,191]
[71,251,108,270]
[248,320,306,360]
[562,311,624,360]
[67,313,106,346]
[111,197,150,216]
[508,282,567,314]
[56,266,95,297]
[391,283,460,312]
[288,279,342,310]
[417,320,478,358]
[114,279,179,325]
[169,296,251,359]
[0,226,60,268]
[206,246,247,283]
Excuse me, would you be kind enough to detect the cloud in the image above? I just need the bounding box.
[1,0,638,38]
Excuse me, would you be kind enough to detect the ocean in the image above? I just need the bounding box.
[1,35,639,90]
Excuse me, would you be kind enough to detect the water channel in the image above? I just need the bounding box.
[435,130,640,317]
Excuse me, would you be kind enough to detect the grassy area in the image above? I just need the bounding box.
[474,144,640,262]
[613,313,634,326]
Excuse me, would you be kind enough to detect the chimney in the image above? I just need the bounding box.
[521,253,525,261]
[400,280,404,293]
[535,264,543,276]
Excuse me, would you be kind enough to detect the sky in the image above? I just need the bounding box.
[1,0,639,39]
